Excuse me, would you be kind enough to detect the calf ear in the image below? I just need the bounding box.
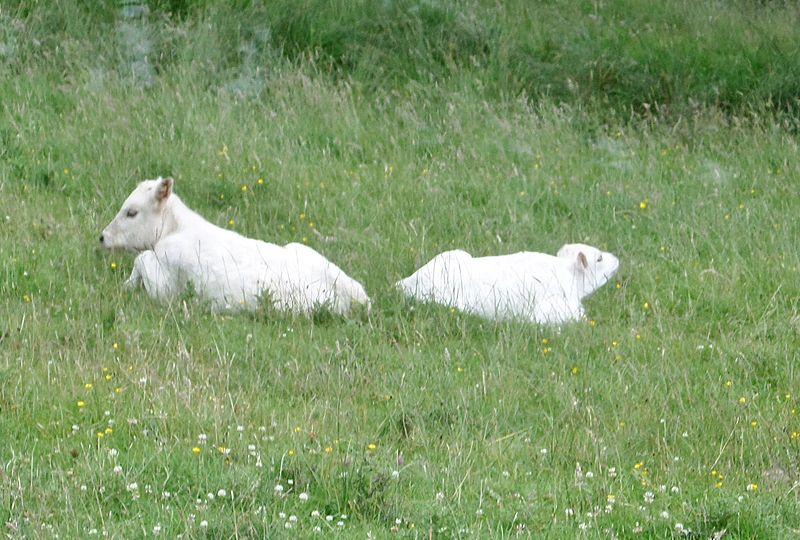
[577,251,589,269]
[155,176,174,203]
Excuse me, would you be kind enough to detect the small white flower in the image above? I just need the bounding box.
[80,485,87,492]
[113,465,122,475]
[578,522,589,531]
[337,521,344,527]
[644,491,655,504]
[274,484,284,494]
[585,471,594,479]
[675,523,685,532]
[540,448,548,455]
[326,515,334,522]
[299,492,309,502]
[287,479,294,485]
[289,515,297,523]
[199,521,208,528]
[502,470,510,477]
[391,470,400,479]
[311,510,320,518]
[284,522,292,529]
[475,508,484,517]
[660,511,670,519]
[608,467,617,477]
[671,486,680,494]
[163,491,171,499]
[206,493,215,501]
[313,526,321,533]
[565,508,574,517]
[217,489,227,498]
[126,482,138,492]
[108,448,118,458]
[435,492,445,502]
[88,529,98,535]
[198,433,208,443]
[72,424,80,432]
[395,518,402,525]
[237,425,245,432]
[279,512,286,519]
[152,524,161,535]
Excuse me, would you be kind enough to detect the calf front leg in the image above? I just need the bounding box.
[127,250,182,302]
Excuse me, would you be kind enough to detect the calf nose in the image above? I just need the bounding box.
[99,234,105,244]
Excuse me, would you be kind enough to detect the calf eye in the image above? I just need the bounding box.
[597,255,603,262]
[126,208,139,218]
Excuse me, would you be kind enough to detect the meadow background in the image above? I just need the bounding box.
[1,0,800,537]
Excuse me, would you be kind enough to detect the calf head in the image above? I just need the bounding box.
[100,176,174,251]
[556,243,620,297]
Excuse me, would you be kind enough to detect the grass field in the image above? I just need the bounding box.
[2,1,800,538]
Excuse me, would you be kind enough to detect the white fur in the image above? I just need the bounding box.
[100,177,370,314]
[395,243,619,324]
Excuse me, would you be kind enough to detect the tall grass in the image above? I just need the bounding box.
[1,1,800,538]
[5,0,799,115]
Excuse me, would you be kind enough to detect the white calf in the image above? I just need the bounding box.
[100,176,370,314]
[395,243,619,324]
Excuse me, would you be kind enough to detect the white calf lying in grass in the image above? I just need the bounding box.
[100,176,370,314]
[395,243,619,324]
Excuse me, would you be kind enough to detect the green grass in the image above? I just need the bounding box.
[2,1,800,538]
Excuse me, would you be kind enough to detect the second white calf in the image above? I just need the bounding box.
[395,243,619,324]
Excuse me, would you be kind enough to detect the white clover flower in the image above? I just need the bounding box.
[217,489,227,497]
[108,448,118,458]
[391,470,400,480]
[152,524,161,535]
[126,482,138,492]
[113,465,123,475]
[289,515,297,523]
[540,448,548,455]
[660,511,670,519]
[671,486,680,494]
[237,425,245,432]
[644,491,655,504]
[326,515,334,522]
[284,522,292,529]
[311,510,320,518]
[279,512,286,519]
[608,467,617,477]
[199,521,208,528]
[198,434,208,443]
[585,471,594,479]
[313,526,321,533]
[274,484,284,494]
[299,492,309,502]
[337,521,344,527]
